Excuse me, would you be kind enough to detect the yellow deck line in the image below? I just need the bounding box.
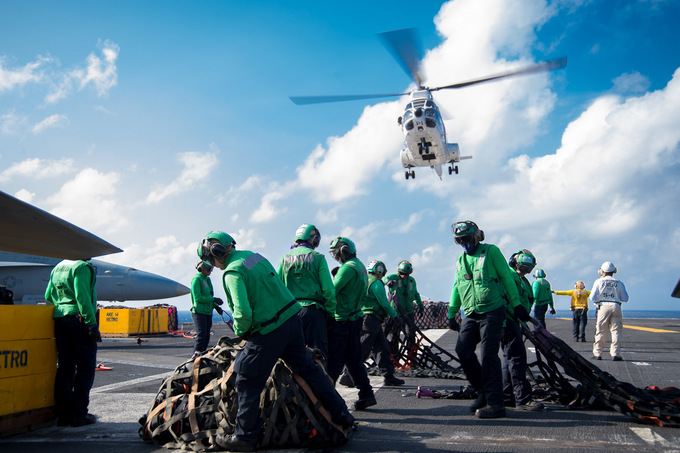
[622,325,679,333]
[555,318,678,333]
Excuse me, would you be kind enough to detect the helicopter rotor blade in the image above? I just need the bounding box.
[378,28,424,88]
[430,57,567,91]
[289,92,409,105]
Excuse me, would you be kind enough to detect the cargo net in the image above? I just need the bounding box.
[522,320,680,427]
[413,301,450,329]
[138,337,348,451]
[378,303,464,380]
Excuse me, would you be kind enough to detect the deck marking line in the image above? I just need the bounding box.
[630,427,672,448]
[623,325,679,333]
[91,371,171,393]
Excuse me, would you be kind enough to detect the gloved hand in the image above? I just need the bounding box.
[215,306,224,316]
[238,332,251,342]
[549,307,556,315]
[88,325,102,343]
[514,305,531,322]
[385,279,395,289]
[448,317,460,332]
[213,297,224,306]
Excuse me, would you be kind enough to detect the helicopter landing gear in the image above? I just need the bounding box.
[405,169,416,180]
[448,165,458,175]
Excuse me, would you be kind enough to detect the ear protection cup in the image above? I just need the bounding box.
[310,230,321,249]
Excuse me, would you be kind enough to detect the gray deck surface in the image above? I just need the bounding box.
[5,317,680,452]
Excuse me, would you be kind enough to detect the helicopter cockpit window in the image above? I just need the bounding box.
[405,120,414,131]
[403,110,413,122]
[425,108,436,117]
[425,100,434,107]
[425,118,436,128]
[405,103,412,110]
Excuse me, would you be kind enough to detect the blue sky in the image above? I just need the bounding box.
[1,0,679,312]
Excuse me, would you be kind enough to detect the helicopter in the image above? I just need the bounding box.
[290,28,567,180]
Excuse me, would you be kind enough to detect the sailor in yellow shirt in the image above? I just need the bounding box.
[552,281,591,342]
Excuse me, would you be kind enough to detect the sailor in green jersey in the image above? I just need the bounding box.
[383,260,423,356]
[503,251,544,411]
[327,236,377,411]
[447,221,519,419]
[45,259,101,427]
[189,260,224,359]
[532,268,555,328]
[277,224,335,358]
[198,231,354,451]
[339,261,405,388]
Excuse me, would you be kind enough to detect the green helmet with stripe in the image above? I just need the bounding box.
[398,260,413,275]
[294,224,321,249]
[329,236,356,263]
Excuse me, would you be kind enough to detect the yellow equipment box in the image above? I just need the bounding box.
[0,305,56,434]
[99,307,169,337]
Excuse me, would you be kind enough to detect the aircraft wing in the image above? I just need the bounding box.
[0,190,122,260]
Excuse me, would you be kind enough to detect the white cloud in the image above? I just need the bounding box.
[295,101,403,202]
[391,211,426,234]
[13,188,34,203]
[0,157,75,182]
[45,40,120,104]
[146,150,219,204]
[250,182,294,223]
[31,114,68,133]
[0,111,26,135]
[612,71,651,94]
[46,167,127,234]
[0,56,49,92]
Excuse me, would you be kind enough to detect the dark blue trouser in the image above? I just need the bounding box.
[54,316,97,420]
[455,306,505,407]
[360,314,395,377]
[192,312,213,352]
[233,316,349,443]
[298,305,329,359]
[533,304,548,328]
[572,308,588,341]
[501,320,532,406]
[327,318,373,399]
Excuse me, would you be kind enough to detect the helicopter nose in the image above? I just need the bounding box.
[415,108,423,117]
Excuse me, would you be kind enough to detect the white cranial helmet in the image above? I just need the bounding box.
[600,261,617,274]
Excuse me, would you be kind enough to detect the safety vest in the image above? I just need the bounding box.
[334,257,368,322]
[222,250,301,336]
[361,274,398,321]
[454,244,507,315]
[45,259,97,326]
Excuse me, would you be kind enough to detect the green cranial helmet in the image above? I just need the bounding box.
[533,268,546,279]
[451,220,485,253]
[198,231,236,261]
[294,223,321,249]
[367,260,387,278]
[398,260,413,275]
[329,236,356,263]
[515,252,536,274]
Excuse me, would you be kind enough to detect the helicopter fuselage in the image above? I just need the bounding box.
[399,90,462,179]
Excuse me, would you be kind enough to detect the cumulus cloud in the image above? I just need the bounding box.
[31,114,68,133]
[146,150,219,204]
[0,157,75,182]
[14,188,34,203]
[293,0,561,202]
[46,168,127,234]
[391,211,426,234]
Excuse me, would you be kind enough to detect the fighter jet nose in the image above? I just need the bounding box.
[175,282,190,297]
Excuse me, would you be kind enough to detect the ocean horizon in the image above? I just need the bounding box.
[176,309,680,325]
